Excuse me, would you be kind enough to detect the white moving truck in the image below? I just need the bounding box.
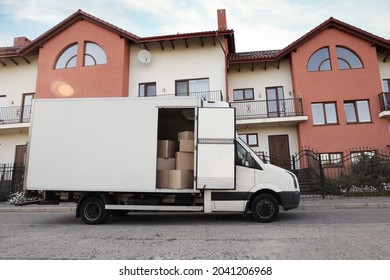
[24,96,300,224]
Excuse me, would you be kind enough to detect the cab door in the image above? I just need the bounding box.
[196,107,235,190]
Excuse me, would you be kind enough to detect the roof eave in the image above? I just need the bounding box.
[19,10,140,56]
[277,17,390,58]
[139,29,234,43]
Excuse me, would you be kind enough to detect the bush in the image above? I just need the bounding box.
[324,155,390,196]
[7,190,43,205]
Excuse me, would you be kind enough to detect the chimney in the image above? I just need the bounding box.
[13,36,31,48]
[217,9,227,30]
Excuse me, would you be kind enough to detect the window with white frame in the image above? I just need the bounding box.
[350,151,375,163]
[320,152,343,167]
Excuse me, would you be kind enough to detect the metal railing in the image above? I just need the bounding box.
[230,98,303,120]
[0,163,25,200]
[256,148,390,198]
[145,90,223,102]
[378,92,390,112]
[0,105,31,125]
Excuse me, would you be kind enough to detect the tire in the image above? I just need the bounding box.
[251,194,279,223]
[80,197,108,225]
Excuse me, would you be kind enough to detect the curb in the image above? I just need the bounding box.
[298,202,390,210]
[0,205,76,213]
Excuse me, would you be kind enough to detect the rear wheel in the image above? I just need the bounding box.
[80,197,108,225]
[251,194,279,223]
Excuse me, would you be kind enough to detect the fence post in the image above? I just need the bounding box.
[0,164,4,189]
[318,158,325,199]
[291,155,296,171]
[11,163,17,193]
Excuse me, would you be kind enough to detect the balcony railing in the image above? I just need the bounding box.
[378,92,390,112]
[143,90,223,102]
[0,105,31,125]
[230,98,304,120]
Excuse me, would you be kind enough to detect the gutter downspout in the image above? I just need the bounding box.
[216,32,229,102]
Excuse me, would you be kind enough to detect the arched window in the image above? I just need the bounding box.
[336,46,363,69]
[84,42,107,66]
[307,47,331,72]
[54,43,78,69]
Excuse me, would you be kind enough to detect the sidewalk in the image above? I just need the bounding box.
[1,196,390,212]
[298,196,390,210]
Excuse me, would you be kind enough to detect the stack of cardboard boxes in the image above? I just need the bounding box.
[156,131,194,189]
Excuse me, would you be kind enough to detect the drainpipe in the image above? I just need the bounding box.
[215,32,229,102]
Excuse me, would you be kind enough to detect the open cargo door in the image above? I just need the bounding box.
[196,107,235,190]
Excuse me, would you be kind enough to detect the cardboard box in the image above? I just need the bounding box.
[178,131,194,140]
[157,140,176,158]
[156,170,170,188]
[179,140,194,152]
[175,152,194,170]
[157,158,176,170]
[168,170,194,189]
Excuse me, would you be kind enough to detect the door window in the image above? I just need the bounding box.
[236,141,261,169]
[21,93,34,122]
[266,87,285,117]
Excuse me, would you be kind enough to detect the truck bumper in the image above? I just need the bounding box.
[279,191,300,211]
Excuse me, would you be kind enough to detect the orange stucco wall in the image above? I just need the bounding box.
[35,20,129,99]
[291,28,390,153]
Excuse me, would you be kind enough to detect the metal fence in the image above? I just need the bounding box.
[0,163,25,200]
[257,148,390,198]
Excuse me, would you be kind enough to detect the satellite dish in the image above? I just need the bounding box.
[137,50,152,64]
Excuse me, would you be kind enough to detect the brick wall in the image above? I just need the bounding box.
[35,20,129,99]
[291,28,390,152]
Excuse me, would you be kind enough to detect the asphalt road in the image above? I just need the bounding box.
[1,208,390,260]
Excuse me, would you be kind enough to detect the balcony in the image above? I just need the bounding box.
[378,92,390,118]
[0,105,31,130]
[230,98,308,127]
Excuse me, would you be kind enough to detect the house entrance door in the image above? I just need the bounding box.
[268,135,291,170]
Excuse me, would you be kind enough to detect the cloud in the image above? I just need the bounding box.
[0,0,389,51]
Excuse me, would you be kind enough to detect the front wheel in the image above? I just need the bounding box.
[80,197,108,225]
[251,194,279,223]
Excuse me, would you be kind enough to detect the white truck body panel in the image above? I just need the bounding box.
[25,97,201,192]
[196,107,235,190]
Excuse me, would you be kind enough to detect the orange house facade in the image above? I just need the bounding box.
[29,13,138,99]
[289,21,390,163]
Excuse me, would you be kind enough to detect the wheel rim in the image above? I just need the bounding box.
[84,202,101,221]
[256,199,275,219]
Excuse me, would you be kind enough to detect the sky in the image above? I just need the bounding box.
[0,0,389,52]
